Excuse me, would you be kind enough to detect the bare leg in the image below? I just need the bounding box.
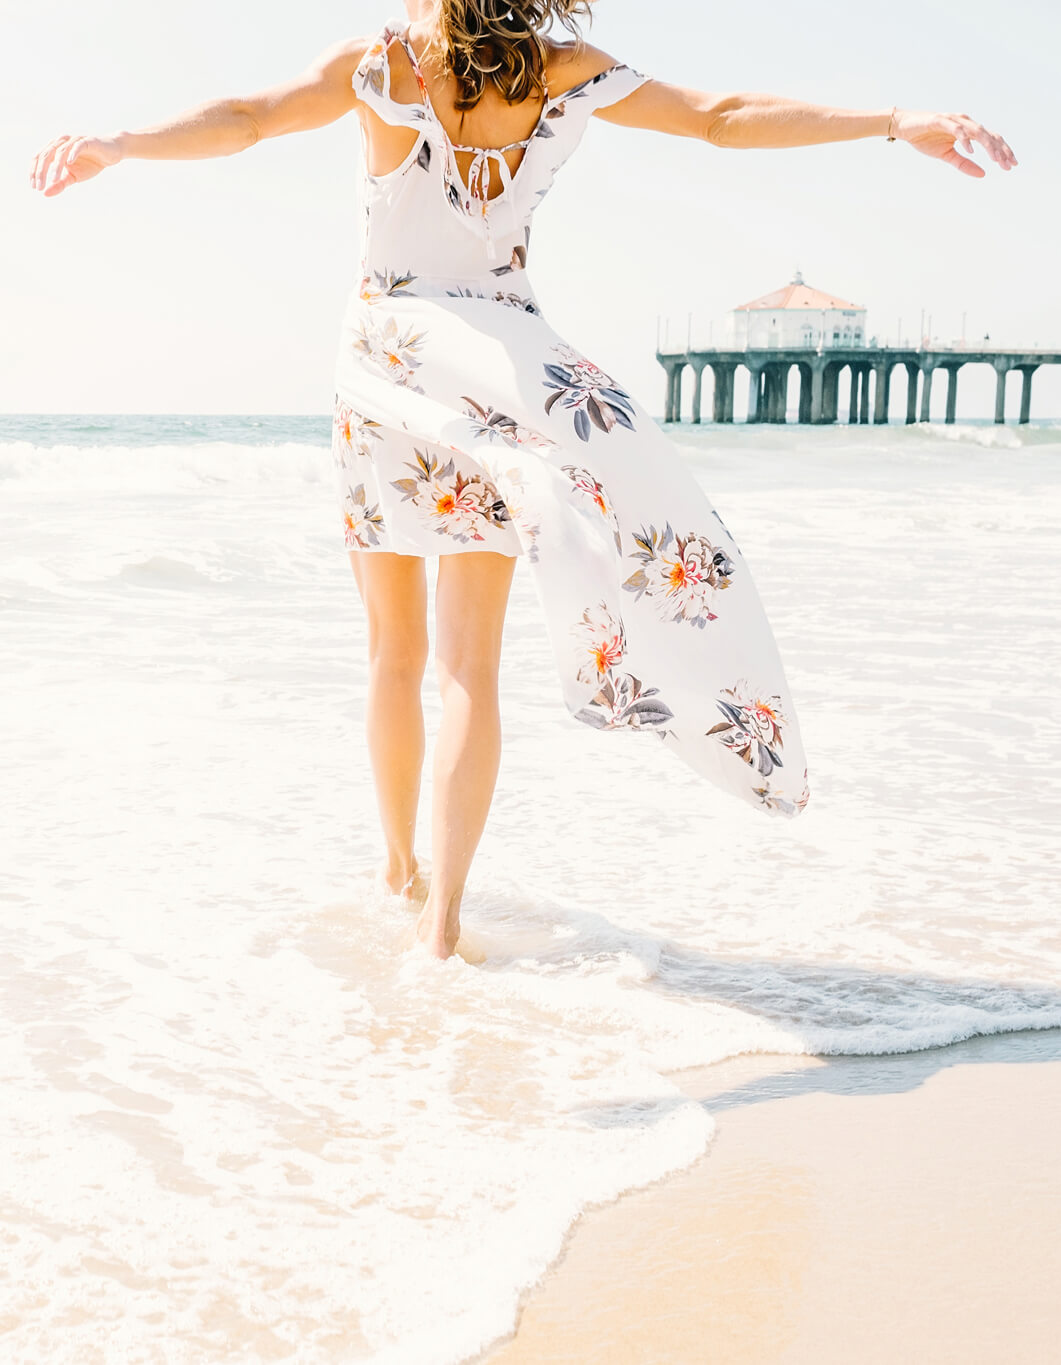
[417,551,516,958]
[348,550,429,899]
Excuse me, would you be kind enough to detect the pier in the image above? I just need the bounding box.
[657,345,1061,425]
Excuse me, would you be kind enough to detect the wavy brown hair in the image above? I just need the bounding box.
[431,0,594,110]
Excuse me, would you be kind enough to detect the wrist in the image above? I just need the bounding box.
[110,131,133,161]
[884,105,899,141]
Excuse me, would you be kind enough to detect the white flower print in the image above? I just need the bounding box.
[357,33,389,98]
[572,601,626,686]
[753,772,810,816]
[390,450,510,543]
[332,398,382,469]
[561,465,622,553]
[707,680,788,777]
[478,458,542,562]
[543,343,636,442]
[493,291,540,312]
[342,484,386,549]
[359,270,418,303]
[352,314,427,389]
[462,398,559,454]
[623,524,735,628]
[574,672,674,732]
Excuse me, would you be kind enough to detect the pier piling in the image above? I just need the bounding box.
[657,346,1059,425]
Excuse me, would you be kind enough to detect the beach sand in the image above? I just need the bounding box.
[484,1030,1061,1365]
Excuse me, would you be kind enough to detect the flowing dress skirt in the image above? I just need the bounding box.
[332,284,811,819]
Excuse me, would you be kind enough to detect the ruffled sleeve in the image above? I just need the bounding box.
[540,61,651,126]
[527,61,651,203]
[353,20,431,131]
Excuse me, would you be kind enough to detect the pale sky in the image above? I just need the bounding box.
[3,0,1059,419]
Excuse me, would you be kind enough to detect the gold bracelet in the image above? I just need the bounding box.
[886,105,898,141]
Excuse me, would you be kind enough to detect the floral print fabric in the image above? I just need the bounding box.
[331,17,810,818]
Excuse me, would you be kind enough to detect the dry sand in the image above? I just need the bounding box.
[484,1029,1061,1365]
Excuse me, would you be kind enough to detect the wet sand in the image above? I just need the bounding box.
[484,1030,1061,1365]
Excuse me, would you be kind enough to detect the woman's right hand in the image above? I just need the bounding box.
[30,134,122,197]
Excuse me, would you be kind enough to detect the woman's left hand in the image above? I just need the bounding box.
[891,109,1017,177]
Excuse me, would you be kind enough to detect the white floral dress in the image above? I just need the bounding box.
[332,18,810,819]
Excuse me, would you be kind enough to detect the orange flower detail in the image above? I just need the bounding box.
[592,637,623,675]
[665,556,701,594]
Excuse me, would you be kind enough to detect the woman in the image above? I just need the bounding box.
[30,2,1015,961]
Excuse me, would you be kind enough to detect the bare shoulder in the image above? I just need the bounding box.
[543,38,625,98]
[222,32,381,140]
[304,33,374,90]
[283,32,379,114]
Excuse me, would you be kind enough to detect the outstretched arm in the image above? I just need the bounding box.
[590,63,1017,178]
[30,36,369,197]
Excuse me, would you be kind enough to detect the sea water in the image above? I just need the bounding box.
[1,413,1059,1362]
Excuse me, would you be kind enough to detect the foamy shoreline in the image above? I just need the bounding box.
[3,415,1059,1361]
[485,1029,1061,1364]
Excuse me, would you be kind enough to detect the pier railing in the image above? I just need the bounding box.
[656,346,1061,425]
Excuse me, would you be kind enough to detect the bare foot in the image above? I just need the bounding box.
[378,859,429,907]
[414,902,461,960]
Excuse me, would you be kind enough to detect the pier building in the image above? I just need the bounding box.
[727,272,866,351]
[659,274,1060,425]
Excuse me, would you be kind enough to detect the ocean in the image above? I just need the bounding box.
[2,412,1059,1362]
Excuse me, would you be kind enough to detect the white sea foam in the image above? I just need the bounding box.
[0,437,331,491]
[2,417,1060,1362]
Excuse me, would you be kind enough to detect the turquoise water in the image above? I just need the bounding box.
[0,412,332,447]
[2,411,1058,449]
